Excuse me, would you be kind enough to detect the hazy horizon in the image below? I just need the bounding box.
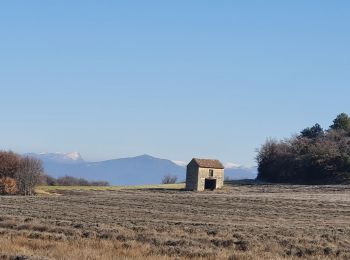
[22,151,255,169]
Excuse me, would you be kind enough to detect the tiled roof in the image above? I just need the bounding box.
[190,158,224,169]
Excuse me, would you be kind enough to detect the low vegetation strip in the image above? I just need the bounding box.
[36,183,185,193]
[0,184,349,259]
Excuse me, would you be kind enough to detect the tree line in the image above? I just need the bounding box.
[256,113,350,184]
[0,151,43,195]
[43,175,109,186]
[0,151,110,195]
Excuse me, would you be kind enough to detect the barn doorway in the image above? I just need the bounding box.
[204,179,216,190]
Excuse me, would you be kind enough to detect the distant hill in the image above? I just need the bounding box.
[25,153,257,185]
[225,166,257,180]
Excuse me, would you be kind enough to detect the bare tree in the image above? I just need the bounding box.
[39,174,57,186]
[161,174,178,184]
[0,151,21,178]
[15,157,43,196]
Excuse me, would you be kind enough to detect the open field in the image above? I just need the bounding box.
[0,183,350,259]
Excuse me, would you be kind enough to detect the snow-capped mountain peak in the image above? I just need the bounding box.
[225,162,242,169]
[28,152,84,163]
[65,152,82,161]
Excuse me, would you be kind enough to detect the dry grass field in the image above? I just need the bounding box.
[0,183,349,260]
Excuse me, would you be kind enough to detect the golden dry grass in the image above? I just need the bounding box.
[0,183,349,259]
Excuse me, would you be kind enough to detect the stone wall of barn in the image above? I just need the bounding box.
[185,162,199,191]
[196,168,224,191]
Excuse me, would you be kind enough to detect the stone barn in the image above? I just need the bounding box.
[186,158,224,191]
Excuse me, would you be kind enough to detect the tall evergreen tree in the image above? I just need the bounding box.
[330,113,350,132]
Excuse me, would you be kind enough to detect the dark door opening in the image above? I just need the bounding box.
[204,179,216,190]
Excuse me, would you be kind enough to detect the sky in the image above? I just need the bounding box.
[1,1,350,166]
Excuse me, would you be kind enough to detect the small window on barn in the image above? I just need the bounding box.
[209,169,214,177]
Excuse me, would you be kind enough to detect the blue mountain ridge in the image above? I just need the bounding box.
[25,153,257,185]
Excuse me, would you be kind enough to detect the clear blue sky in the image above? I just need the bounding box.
[1,1,349,166]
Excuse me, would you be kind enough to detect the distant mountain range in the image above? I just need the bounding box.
[24,152,257,185]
